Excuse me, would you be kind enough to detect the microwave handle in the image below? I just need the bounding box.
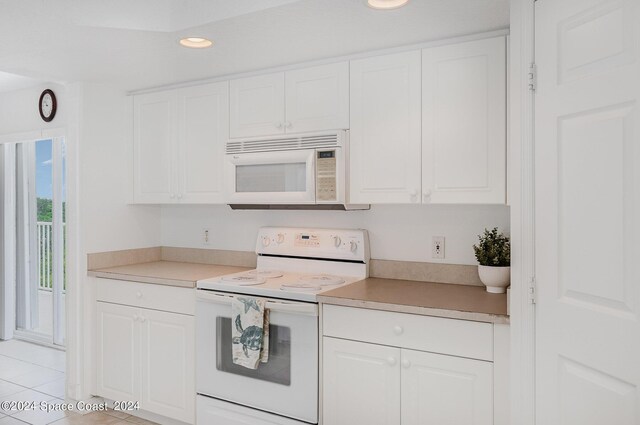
[196,290,318,316]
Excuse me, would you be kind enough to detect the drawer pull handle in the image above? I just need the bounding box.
[402,359,412,369]
[136,292,142,299]
[387,357,397,366]
[393,325,404,335]
[133,314,139,321]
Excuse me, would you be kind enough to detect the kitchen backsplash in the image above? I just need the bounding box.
[160,204,510,266]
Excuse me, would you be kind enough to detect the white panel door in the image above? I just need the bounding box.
[349,50,422,204]
[230,73,285,138]
[96,302,139,402]
[401,349,493,425]
[133,90,178,203]
[139,308,195,423]
[323,337,400,425]
[178,82,229,204]
[422,37,506,204]
[285,62,349,133]
[535,0,640,424]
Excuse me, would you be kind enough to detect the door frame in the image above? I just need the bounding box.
[509,0,536,424]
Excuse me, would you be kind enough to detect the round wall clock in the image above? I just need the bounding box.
[39,89,57,122]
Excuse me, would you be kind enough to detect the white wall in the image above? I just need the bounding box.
[161,204,510,265]
[0,83,68,137]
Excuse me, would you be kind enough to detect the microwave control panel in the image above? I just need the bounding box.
[316,150,337,202]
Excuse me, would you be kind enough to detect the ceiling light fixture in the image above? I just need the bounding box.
[179,37,213,49]
[366,0,410,9]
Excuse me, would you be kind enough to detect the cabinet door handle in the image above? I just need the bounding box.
[177,194,183,199]
[136,292,142,299]
[423,190,432,203]
[285,121,292,128]
[140,316,146,323]
[275,122,283,129]
[387,357,397,366]
[402,359,412,369]
[393,325,404,335]
[133,314,139,321]
[410,189,418,203]
[169,193,175,199]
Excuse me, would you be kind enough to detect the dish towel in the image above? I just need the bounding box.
[232,296,270,369]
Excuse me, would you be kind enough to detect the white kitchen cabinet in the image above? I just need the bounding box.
[230,62,349,138]
[133,81,229,204]
[323,337,401,425]
[133,90,177,203]
[401,349,493,425]
[349,50,422,204]
[96,302,139,403]
[285,62,349,133]
[230,72,285,138]
[140,308,195,423]
[422,36,506,204]
[322,305,502,425]
[96,301,195,424]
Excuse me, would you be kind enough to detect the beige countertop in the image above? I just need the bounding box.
[318,277,509,324]
[88,261,251,288]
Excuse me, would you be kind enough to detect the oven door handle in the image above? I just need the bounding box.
[196,290,318,316]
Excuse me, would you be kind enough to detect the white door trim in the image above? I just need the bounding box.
[509,0,536,424]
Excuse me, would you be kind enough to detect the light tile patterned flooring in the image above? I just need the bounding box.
[0,340,157,425]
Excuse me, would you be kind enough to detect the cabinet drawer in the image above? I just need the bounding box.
[96,279,195,316]
[322,305,493,361]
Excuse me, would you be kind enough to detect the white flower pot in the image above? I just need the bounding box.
[478,265,511,294]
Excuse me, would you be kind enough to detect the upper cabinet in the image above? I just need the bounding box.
[349,50,422,204]
[422,37,507,204]
[229,62,349,138]
[133,82,229,204]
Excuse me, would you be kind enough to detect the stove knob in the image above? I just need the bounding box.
[262,236,271,247]
[350,241,358,252]
[276,233,285,244]
[333,236,342,247]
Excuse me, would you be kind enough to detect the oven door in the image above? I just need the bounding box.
[196,290,318,424]
[225,149,316,204]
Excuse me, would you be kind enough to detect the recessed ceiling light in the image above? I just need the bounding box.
[179,37,213,49]
[366,0,410,9]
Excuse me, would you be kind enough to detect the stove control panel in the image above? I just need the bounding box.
[256,227,370,263]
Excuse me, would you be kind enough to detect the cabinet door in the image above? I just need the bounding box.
[133,90,178,203]
[230,72,285,138]
[323,337,400,425]
[349,51,422,204]
[422,37,506,204]
[96,302,139,402]
[285,62,349,133]
[178,82,229,203]
[401,349,493,425]
[139,308,195,424]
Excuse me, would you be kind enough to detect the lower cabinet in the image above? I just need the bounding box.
[323,337,401,425]
[323,337,493,425]
[97,301,195,424]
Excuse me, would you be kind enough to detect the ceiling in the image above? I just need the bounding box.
[0,0,509,92]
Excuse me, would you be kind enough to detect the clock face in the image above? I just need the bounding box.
[39,89,56,122]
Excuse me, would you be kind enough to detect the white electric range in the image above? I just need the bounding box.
[195,227,369,425]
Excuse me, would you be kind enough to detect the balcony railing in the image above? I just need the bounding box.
[38,221,68,291]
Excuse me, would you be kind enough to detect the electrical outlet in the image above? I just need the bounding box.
[432,236,445,259]
[203,228,211,246]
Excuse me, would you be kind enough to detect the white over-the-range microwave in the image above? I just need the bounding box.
[225,130,369,210]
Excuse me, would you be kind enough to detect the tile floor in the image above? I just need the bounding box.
[0,340,157,425]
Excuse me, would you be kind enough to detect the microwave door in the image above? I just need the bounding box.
[226,150,316,204]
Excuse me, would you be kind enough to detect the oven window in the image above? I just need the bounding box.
[236,163,306,193]
[215,317,292,386]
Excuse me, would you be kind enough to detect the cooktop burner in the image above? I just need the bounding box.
[298,274,346,286]
[220,274,266,286]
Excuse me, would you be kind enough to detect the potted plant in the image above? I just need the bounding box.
[473,227,511,293]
